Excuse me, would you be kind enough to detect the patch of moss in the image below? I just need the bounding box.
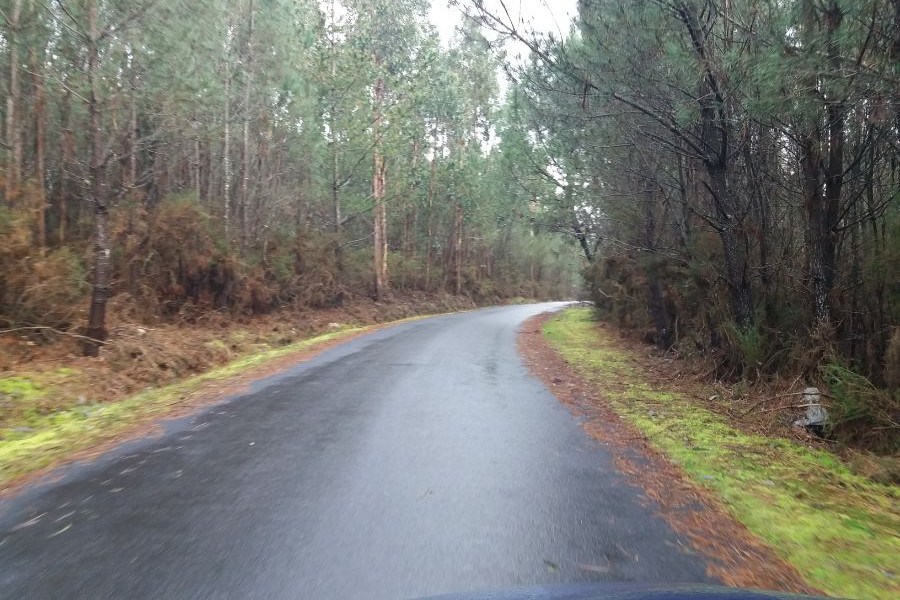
[0,376,46,403]
[0,368,85,425]
[544,308,900,600]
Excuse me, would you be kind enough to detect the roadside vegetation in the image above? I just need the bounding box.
[544,308,899,600]
[0,326,362,490]
[0,298,475,492]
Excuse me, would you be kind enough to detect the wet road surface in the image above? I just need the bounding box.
[0,303,713,598]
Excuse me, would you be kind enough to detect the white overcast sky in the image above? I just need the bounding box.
[429,0,578,47]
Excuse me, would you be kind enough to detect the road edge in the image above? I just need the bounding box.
[517,310,819,596]
[0,312,445,498]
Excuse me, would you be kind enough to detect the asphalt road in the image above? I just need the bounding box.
[0,303,713,599]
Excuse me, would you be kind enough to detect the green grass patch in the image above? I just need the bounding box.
[0,368,80,404]
[544,308,899,600]
[0,326,368,491]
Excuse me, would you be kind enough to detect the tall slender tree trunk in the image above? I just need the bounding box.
[32,49,47,250]
[128,63,139,202]
[125,62,140,296]
[424,171,434,289]
[643,183,672,349]
[240,0,254,250]
[677,0,751,328]
[801,131,829,324]
[5,0,23,204]
[453,201,463,295]
[372,59,388,300]
[329,0,341,233]
[821,1,845,320]
[750,125,772,292]
[58,85,72,245]
[405,140,419,260]
[424,129,438,290]
[404,208,416,258]
[847,113,865,364]
[565,186,593,262]
[193,134,202,200]
[800,0,844,328]
[709,167,752,327]
[373,153,387,300]
[327,24,344,278]
[331,138,341,232]
[223,70,232,240]
[84,1,111,356]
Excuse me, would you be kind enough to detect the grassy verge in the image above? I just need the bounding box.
[0,325,371,491]
[543,308,899,600]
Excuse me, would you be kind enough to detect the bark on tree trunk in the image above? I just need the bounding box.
[193,135,201,200]
[709,166,753,328]
[373,151,387,300]
[643,184,672,349]
[372,65,388,301]
[573,219,593,263]
[329,0,341,234]
[454,201,463,295]
[565,187,593,262]
[404,140,419,263]
[424,129,438,291]
[223,72,231,240]
[6,0,23,205]
[821,1,845,321]
[677,0,752,328]
[799,0,844,328]
[800,133,830,325]
[58,85,73,245]
[32,49,47,250]
[240,0,254,250]
[129,83,138,199]
[84,1,110,357]
[331,135,340,232]
[125,66,140,297]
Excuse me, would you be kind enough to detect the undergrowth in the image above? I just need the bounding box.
[823,363,900,455]
[544,307,899,600]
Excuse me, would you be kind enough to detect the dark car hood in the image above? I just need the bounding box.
[417,583,830,600]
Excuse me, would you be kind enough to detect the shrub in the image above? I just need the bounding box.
[721,318,773,380]
[0,207,88,330]
[823,362,900,454]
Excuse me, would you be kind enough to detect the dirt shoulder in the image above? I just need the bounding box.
[520,308,899,599]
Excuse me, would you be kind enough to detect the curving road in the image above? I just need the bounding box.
[0,304,712,599]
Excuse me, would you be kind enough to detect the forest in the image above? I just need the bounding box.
[462,0,899,450]
[0,0,582,354]
[0,0,898,449]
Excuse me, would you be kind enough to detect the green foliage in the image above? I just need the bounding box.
[586,253,646,329]
[518,0,899,404]
[823,363,900,453]
[721,317,773,379]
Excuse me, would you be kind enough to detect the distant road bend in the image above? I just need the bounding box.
[0,303,713,599]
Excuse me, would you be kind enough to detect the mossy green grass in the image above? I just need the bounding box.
[543,308,899,600]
